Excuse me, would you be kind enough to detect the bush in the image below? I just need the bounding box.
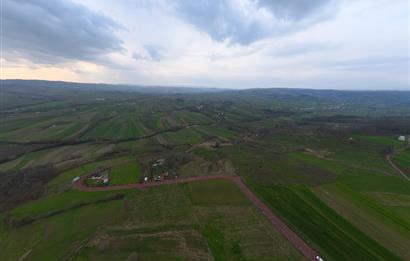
[0,164,57,211]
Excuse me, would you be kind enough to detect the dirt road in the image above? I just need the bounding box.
[386,154,410,181]
[73,175,320,260]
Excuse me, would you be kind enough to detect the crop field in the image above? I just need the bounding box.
[187,179,249,205]
[393,149,410,175]
[164,128,205,145]
[1,179,304,261]
[1,81,410,260]
[109,161,141,185]
[355,135,403,148]
[246,180,400,261]
[314,183,410,260]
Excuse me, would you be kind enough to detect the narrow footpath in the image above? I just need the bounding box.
[74,175,320,260]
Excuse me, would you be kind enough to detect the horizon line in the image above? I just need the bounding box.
[1,78,409,92]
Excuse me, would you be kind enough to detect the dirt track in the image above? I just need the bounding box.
[386,145,410,181]
[73,175,319,260]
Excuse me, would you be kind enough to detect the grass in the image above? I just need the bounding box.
[314,183,410,260]
[1,199,123,261]
[2,179,304,260]
[337,172,410,195]
[245,178,401,261]
[164,128,204,145]
[73,226,211,261]
[82,113,147,140]
[198,125,239,140]
[392,149,410,175]
[46,156,132,192]
[109,162,141,185]
[10,190,119,220]
[200,222,228,261]
[355,135,403,148]
[2,85,410,260]
[194,147,222,162]
[187,179,249,206]
[224,145,337,186]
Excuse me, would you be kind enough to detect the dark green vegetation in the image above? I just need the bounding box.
[1,80,410,260]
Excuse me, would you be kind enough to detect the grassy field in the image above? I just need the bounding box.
[392,149,410,176]
[187,179,249,205]
[10,190,121,220]
[355,135,404,148]
[0,180,305,260]
[164,128,205,145]
[314,183,410,260]
[109,161,141,185]
[2,81,410,260]
[245,179,401,261]
[46,156,133,192]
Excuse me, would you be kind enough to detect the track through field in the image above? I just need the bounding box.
[74,174,320,260]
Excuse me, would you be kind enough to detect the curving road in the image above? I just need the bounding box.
[74,175,319,260]
[386,154,410,181]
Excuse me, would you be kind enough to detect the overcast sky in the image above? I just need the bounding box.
[1,0,409,89]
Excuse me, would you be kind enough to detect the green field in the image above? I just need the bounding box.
[246,180,401,261]
[1,81,410,260]
[393,149,410,176]
[187,179,249,205]
[109,162,141,185]
[1,180,304,260]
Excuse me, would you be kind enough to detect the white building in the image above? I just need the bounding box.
[398,136,406,142]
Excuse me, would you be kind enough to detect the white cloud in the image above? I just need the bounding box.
[2,0,409,90]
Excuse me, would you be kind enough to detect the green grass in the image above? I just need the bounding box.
[289,151,347,174]
[10,190,118,220]
[198,125,239,140]
[164,128,204,144]
[337,172,410,195]
[2,179,304,261]
[46,156,132,192]
[200,222,229,261]
[1,200,123,261]
[355,135,403,148]
[109,162,141,185]
[224,145,337,186]
[314,183,410,260]
[73,226,211,261]
[245,178,401,261]
[194,147,222,161]
[187,179,249,206]
[82,113,146,140]
[392,149,410,175]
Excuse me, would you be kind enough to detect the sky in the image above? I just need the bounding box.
[1,0,409,90]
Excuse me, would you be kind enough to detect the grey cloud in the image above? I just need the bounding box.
[3,0,124,64]
[133,45,162,61]
[258,0,331,21]
[174,1,261,44]
[145,45,162,61]
[173,0,338,45]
